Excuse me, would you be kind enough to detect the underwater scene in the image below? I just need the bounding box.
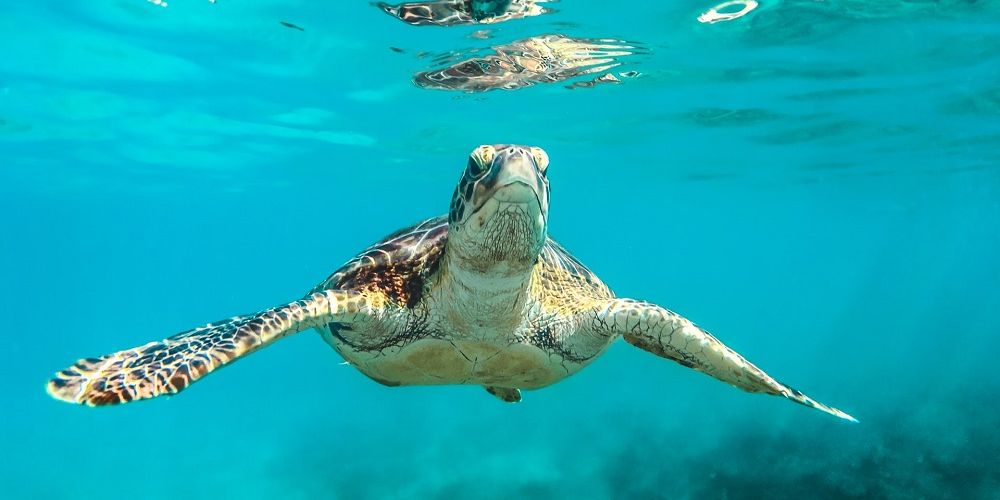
[2,0,999,498]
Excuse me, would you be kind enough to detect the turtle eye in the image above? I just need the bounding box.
[530,147,549,175]
[478,145,495,165]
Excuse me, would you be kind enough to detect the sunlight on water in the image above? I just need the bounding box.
[1,1,999,499]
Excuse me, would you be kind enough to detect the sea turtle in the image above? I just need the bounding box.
[47,144,856,422]
[377,0,551,26]
[415,34,640,92]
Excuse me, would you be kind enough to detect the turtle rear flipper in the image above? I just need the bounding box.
[47,290,370,406]
[485,386,521,403]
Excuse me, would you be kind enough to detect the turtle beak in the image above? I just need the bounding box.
[489,147,545,208]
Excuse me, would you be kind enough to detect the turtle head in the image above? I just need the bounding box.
[447,144,550,276]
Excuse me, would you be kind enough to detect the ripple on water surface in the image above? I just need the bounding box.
[413,34,643,92]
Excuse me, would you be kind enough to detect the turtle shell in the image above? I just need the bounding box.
[310,214,611,309]
[310,216,448,308]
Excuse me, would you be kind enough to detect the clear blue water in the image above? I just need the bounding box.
[3,1,999,498]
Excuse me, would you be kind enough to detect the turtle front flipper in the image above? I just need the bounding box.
[47,290,371,406]
[588,298,857,422]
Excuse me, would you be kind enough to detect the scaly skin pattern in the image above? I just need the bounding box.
[47,290,371,406]
[46,144,855,422]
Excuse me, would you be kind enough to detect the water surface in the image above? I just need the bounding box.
[2,1,998,498]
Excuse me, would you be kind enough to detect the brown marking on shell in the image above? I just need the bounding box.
[315,217,607,313]
[312,216,449,308]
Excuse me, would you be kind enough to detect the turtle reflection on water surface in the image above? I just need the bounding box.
[47,144,855,423]
[377,0,552,26]
[415,34,640,92]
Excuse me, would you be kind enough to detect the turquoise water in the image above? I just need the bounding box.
[3,0,999,498]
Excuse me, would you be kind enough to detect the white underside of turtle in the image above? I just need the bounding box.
[47,145,857,422]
